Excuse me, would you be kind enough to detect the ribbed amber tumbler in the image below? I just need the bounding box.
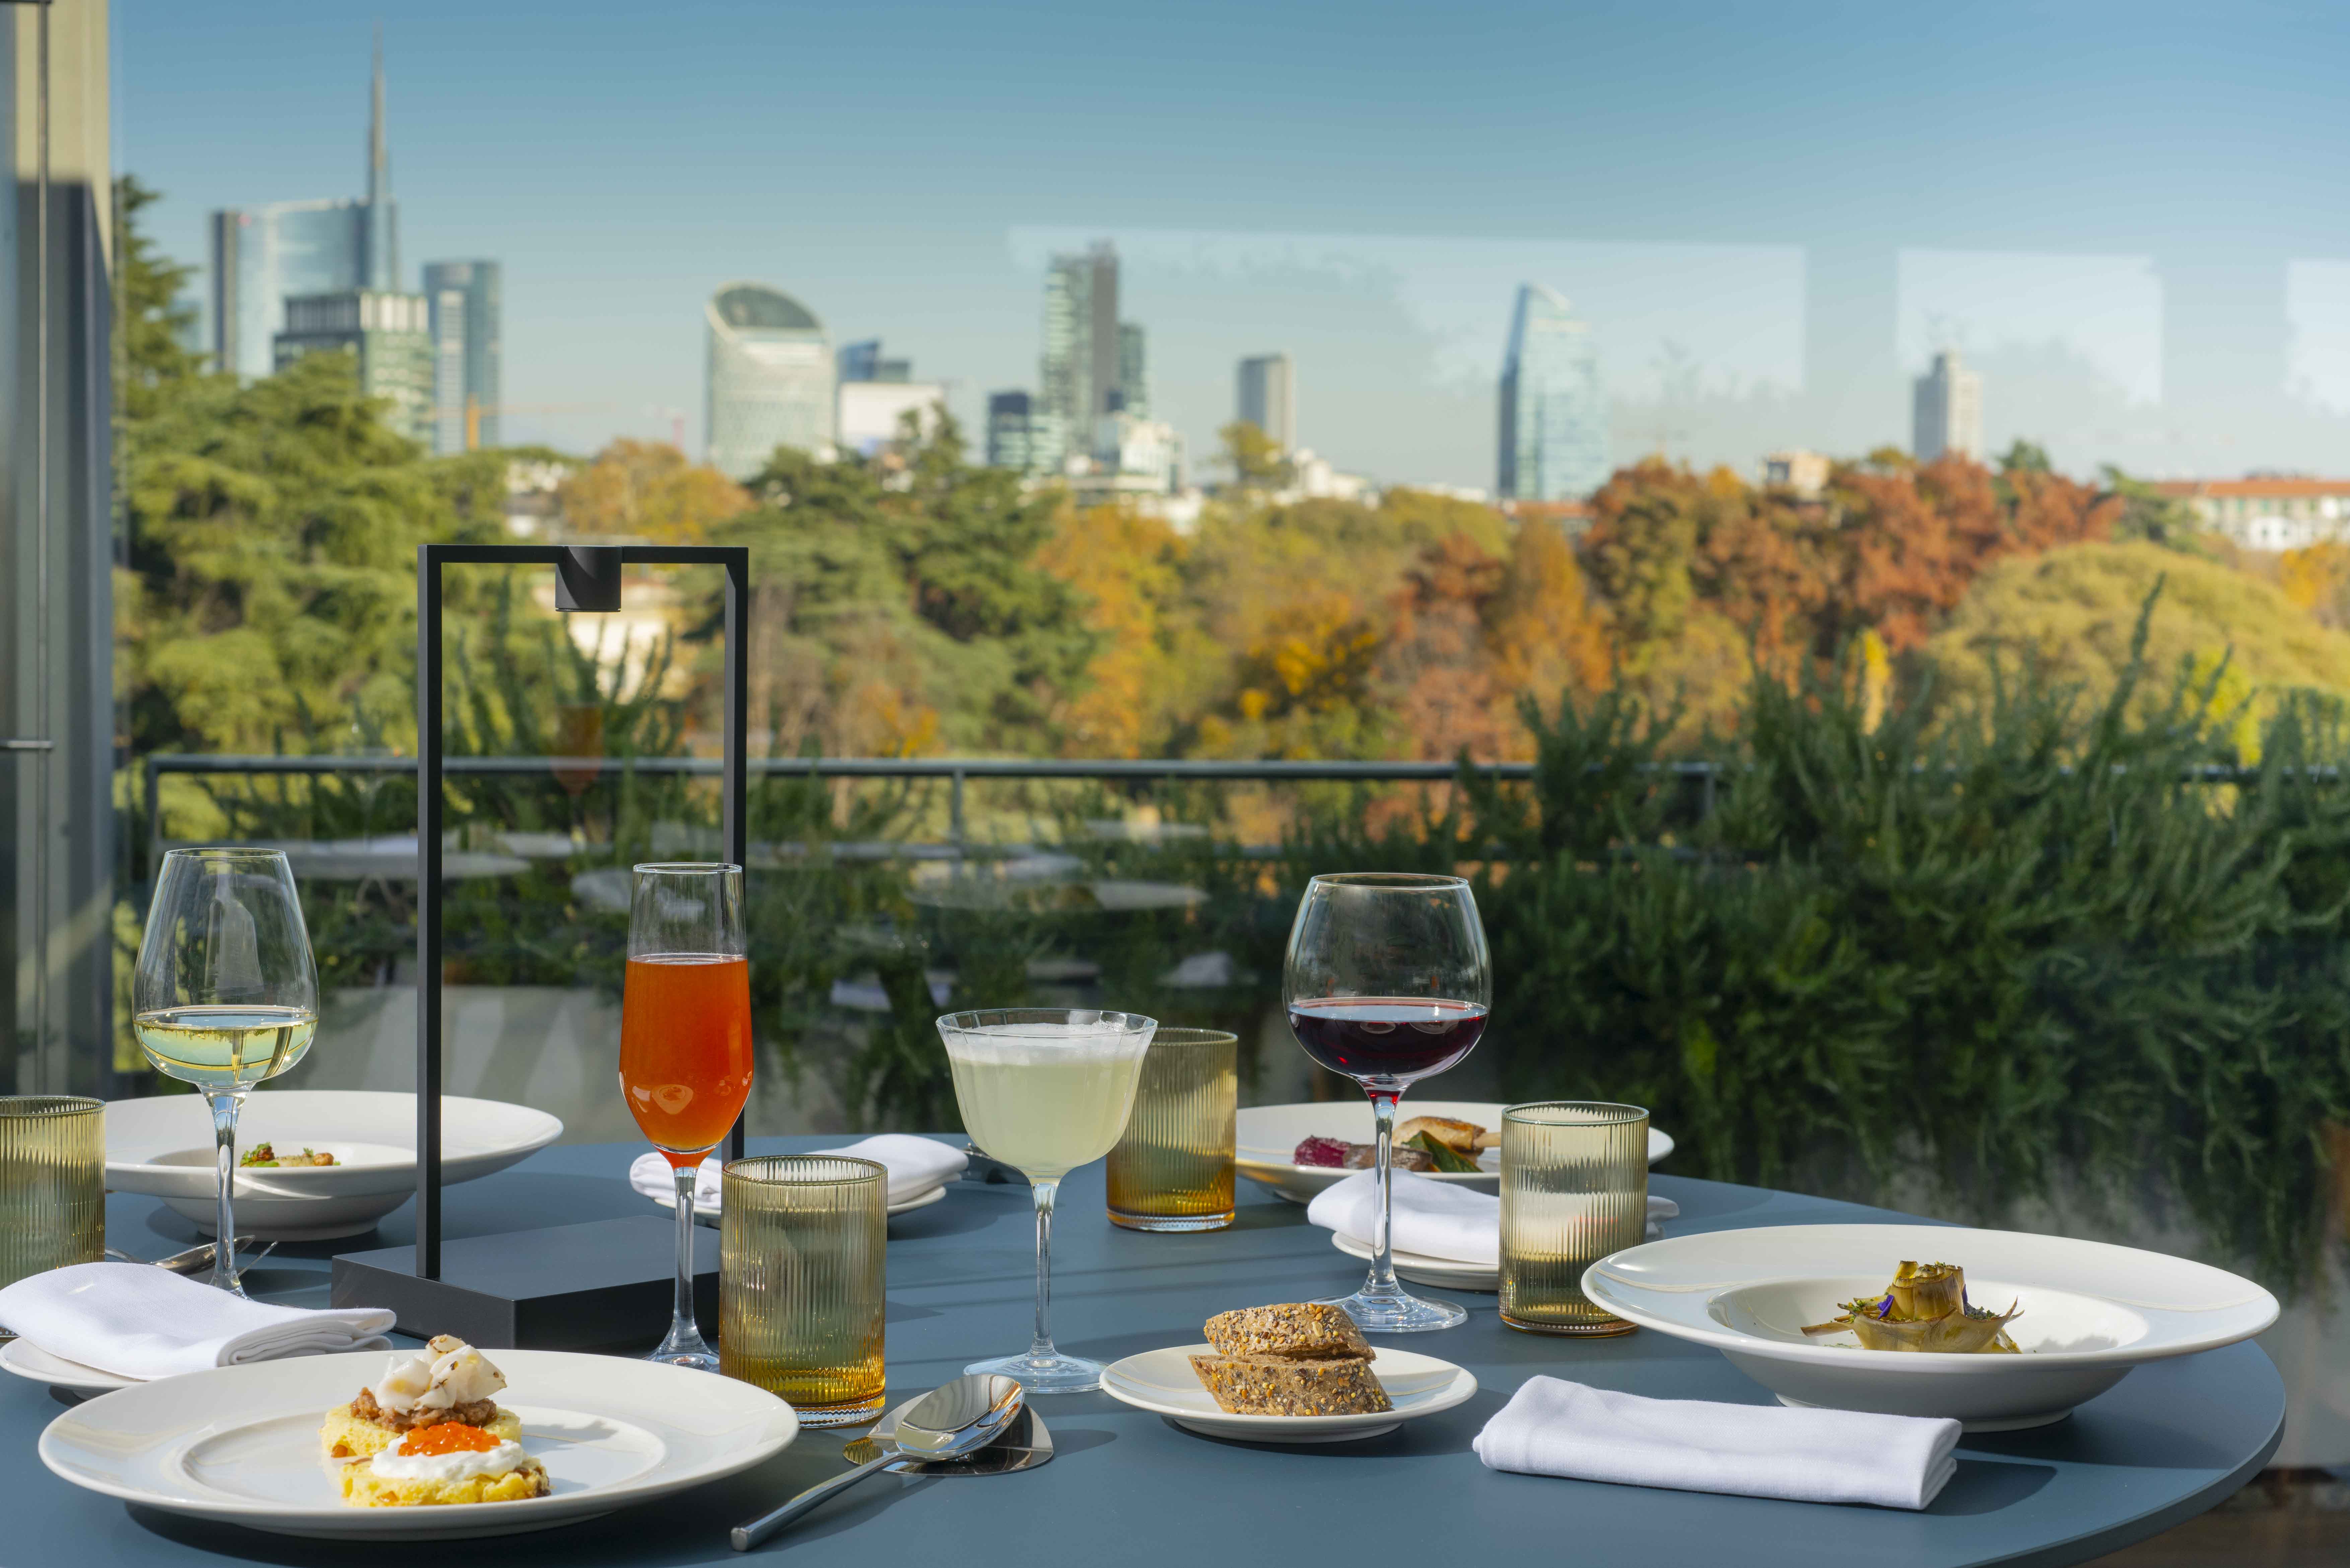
[719,1155,887,1426]
[0,1097,106,1294]
[1499,1101,1648,1336]
[1106,1028,1238,1232]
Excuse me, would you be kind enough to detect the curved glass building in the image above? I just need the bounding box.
[1498,283,1608,503]
[705,282,834,479]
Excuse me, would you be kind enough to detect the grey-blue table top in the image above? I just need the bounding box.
[9,1136,2281,1568]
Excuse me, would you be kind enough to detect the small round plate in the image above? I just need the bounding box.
[0,1338,137,1396]
[39,1349,797,1540]
[648,1181,950,1227]
[1330,1233,1499,1292]
[1100,1344,1476,1443]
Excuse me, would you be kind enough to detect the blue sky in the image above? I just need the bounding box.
[117,1,2350,483]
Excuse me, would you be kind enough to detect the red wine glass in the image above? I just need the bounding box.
[1284,872,1492,1332]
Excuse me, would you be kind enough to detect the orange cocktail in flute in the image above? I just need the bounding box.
[620,953,753,1162]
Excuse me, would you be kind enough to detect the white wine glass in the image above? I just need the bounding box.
[1285,873,1492,1332]
[133,848,320,1295]
[937,1007,1156,1393]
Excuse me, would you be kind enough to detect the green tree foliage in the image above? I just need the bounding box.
[1217,420,1288,487]
[113,175,204,425]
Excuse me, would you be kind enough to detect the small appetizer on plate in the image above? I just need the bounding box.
[320,1335,523,1462]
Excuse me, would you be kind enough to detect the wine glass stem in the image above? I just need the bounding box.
[209,1092,244,1294]
[670,1164,704,1346]
[1029,1177,1060,1360]
[1369,1089,1401,1293]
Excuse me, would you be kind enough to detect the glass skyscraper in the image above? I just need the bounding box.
[208,39,400,379]
[273,290,435,448]
[1237,353,1296,450]
[705,282,834,480]
[421,260,501,453]
[1497,283,1608,503]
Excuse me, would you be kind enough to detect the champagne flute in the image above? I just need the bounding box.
[132,848,321,1296]
[937,1008,1156,1393]
[1284,873,1491,1332]
[621,862,752,1371]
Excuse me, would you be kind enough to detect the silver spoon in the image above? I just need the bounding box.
[731,1373,1024,1552]
[106,1238,274,1275]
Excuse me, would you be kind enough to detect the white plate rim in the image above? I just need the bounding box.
[1329,1232,1499,1291]
[1582,1222,2280,1372]
[1099,1342,1477,1434]
[0,1337,138,1394]
[37,1348,797,1535]
[105,1090,565,1197]
[1234,1102,1674,1179]
[645,1181,950,1222]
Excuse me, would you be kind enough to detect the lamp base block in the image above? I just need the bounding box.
[330,1216,718,1350]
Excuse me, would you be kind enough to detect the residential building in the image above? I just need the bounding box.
[273,289,435,447]
[1912,349,1983,463]
[837,339,911,383]
[839,380,945,457]
[1087,411,1184,494]
[704,282,833,480]
[208,41,399,378]
[2152,477,2350,552]
[1237,353,1296,451]
[1762,448,1831,497]
[420,261,501,452]
[1497,284,1608,503]
[1283,449,1371,504]
[986,391,1036,473]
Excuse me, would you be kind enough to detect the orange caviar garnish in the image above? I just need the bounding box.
[398,1422,501,1456]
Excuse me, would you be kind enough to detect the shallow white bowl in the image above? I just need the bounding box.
[1100,1343,1476,1443]
[1583,1222,2279,1431]
[39,1349,796,1540]
[1236,1100,1674,1204]
[107,1090,564,1240]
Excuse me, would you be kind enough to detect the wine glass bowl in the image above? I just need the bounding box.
[1284,873,1492,1333]
[622,862,752,1372]
[938,1007,1156,1393]
[132,848,321,1296]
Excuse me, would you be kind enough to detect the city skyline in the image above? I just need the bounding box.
[122,2,2350,487]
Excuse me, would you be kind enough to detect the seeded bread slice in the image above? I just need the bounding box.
[1202,1303,1371,1360]
[1189,1353,1392,1416]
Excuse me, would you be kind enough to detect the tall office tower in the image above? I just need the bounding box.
[1038,241,1119,470]
[837,339,911,383]
[209,39,402,377]
[986,392,1036,472]
[1236,353,1296,450]
[421,261,502,450]
[273,290,435,447]
[1116,322,1149,417]
[1497,284,1608,502]
[427,284,467,455]
[705,282,834,480]
[1912,349,1984,462]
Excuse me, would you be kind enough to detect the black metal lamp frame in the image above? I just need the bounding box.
[412,543,749,1281]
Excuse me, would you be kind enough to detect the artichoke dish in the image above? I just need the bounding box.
[1801,1260,2022,1353]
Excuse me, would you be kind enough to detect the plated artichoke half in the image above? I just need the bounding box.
[1800,1260,2022,1353]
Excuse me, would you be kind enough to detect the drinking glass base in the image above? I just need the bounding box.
[1500,1312,1637,1337]
[966,1349,1105,1394]
[788,1391,889,1428]
[1107,1209,1234,1232]
[1320,1281,1467,1332]
[648,1331,719,1373]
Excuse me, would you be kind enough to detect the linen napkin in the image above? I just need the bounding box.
[1473,1376,1962,1510]
[0,1262,395,1382]
[1305,1168,1679,1265]
[629,1134,969,1211]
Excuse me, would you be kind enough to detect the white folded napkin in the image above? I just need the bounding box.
[0,1262,395,1382]
[629,1135,969,1211]
[1474,1376,1961,1510]
[1306,1168,1679,1265]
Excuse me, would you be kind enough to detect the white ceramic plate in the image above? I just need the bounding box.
[1583,1222,2280,1431]
[0,1337,138,1396]
[106,1091,565,1241]
[646,1181,950,1227]
[39,1349,797,1540]
[1101,1343,1476,1443]
[1236,1100,1674,1204]
[1329,1232,1499,1292]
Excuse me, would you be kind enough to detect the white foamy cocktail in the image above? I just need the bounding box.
[942,1020,1153,1179]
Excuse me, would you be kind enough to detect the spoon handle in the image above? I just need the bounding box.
[731,1450,897,1551]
